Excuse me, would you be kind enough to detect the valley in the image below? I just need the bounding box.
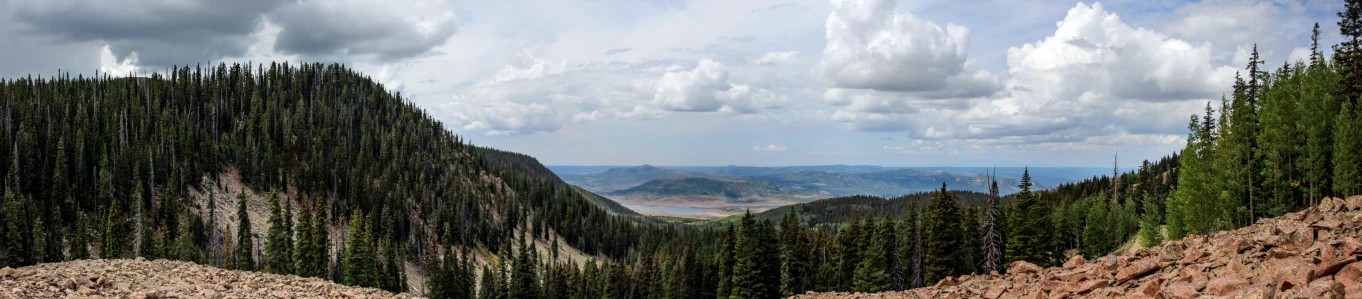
[553,164,1122,218]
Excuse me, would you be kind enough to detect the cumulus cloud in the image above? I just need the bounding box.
[652,59,783,114]
[830,2,1239,147]
[818,0,999,95]
[753,144,788,151]
[11,0,281,67]
[269,0,457,61]
[7,0,457,68]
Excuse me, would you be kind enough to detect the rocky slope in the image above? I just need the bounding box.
[0,259,418,299]
[794,195,1362,299]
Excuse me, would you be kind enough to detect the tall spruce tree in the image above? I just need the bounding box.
[924,183,964,284]
[853,215,888,293]
[835,213,862,291]
[1006,168,1051,266]
[779,210,809,296]
[235,194,255,271]
[265,192,293,274]
[1335,100,1362,196]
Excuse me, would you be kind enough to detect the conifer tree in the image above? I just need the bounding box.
[1335,100,1362,196]
[854,215,890,293]
[778,210,809,296]
[881,215,901,291]
[715,224,735,299]
[235,195,255,271]
[265,192,292,274]
[69,212,89,260]
[728,211,776,299]
[295,203,318,277]
[905,203,924,288]
[101,204,125,260]
[835,213,862,291]
[2,190,27,266]
[924,183,964,284]
[344,211,377,288]
[1006,168,1051,266]
[1137,194,1165,247]
[510,235,541,299]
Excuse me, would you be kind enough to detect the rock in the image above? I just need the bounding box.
[1116,259,1162,284]
[1074,279,1107,295]
[1336,261,1362,290]
[935,276,959,287]
[1284,278,1344,298]
[1312,219,1344,230]
[1162,281,1199,299]
[1204,277,1250,296]
[1135,278,1161,297]
[983,284,1008,299]
[1062,255,1086,269]
[1009,261,1042,274]
[1345,195,1362,211]
[1314,256,1356,279]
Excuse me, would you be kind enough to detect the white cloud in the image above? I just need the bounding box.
[753,144,788,151]
[818,0,999,95]
[753,51,800,65]
[652,59,781,114]
[98,44,140,76]
[834,2,1240,146]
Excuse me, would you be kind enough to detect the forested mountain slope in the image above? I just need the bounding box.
[0,63,688,294]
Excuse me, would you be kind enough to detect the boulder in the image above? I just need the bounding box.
[1116,260,1162,284]
[1204,277,1250,296]
[1162,281,1199,299]
[1009,261,1042,275]
[1062,255,1086,269]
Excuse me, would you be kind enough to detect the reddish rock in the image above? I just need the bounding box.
[1336,262,1362,290]
[1313,219,1344,230]
[1345,195,1362,211]
[1116,260,1162,284]
[1073,279,1107,295]
[1204,277,1250,296]
[1009,261,1042,275]
[983,284,1008,299]
[1043,280,1077,293]
[1136,279,1161,297]
[1062,255,1086,269]
[1162,281,1199,299]
[1314,257,1357,280]
[1283,278,1345,298]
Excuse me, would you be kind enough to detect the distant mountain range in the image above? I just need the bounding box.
[552,165,1127,196]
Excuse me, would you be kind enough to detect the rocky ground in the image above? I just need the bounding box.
[0,258,419,298]
[794,195,1362,299]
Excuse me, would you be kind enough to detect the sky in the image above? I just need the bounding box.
[0,0,1343,167]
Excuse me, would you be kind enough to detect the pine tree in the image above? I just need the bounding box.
[1339,0,1362,104]
[1006,168,1051,267]
[853,215,890,293]
[778,209,809,296]
[265,192,293,274]
[834,213,862,291]
[2,190,27,266]
[235,194,255,271]
[344,211,377,288]
[1137,194,1165,248]
[101,204,125,260]
[1081,197,1111,258]
[69,212,89,260]
[715,224,735,299]
[905,203,924,288]
[924,183,964,285]
[510,235,541,299]
[728,211,764,299]
[1335,100,1362,196]
[294,202,318,277]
